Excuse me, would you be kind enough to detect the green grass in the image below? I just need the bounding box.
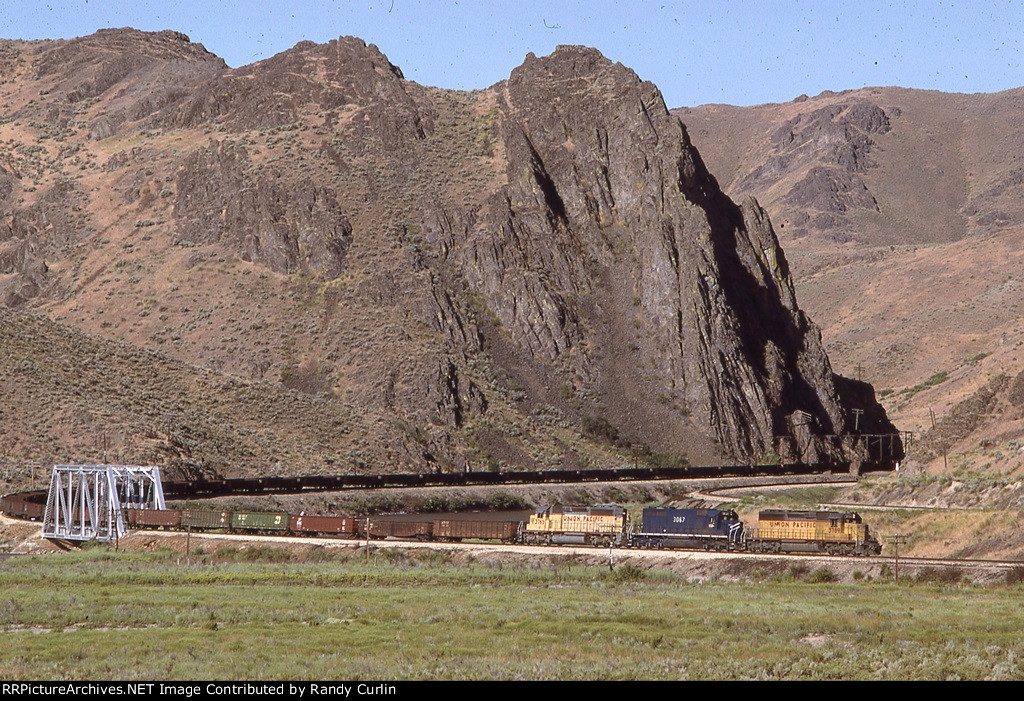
[902,370,951,399]
[726,486,843,512]
[2,548,1024,680]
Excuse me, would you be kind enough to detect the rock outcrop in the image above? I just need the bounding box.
[173,140,353,278]
[732,100,891,241]
[0,31,900,475]
[438,47,894,463]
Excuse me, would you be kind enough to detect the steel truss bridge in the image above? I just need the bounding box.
[40,464,165,543]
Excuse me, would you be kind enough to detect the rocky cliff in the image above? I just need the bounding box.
[0,30,898,478]
[678,88,1024,471]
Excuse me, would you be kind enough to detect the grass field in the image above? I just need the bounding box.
[1,545,1023,680]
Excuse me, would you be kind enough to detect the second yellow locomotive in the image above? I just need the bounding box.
[751,509,880,555]
[522,504,627,546]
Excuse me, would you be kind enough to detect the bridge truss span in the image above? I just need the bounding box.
[41,464,166,543]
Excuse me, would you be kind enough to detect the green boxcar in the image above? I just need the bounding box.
[231,511,288,531]
[181,509,231,529]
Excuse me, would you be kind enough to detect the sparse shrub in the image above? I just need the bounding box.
[303,547,332,564]
[608,564,647,583]
[914,566,963,585]
[0,598,22,624]
[807,567,838,583]
[421,494,474,512]
[788,563,810,580]
[355,495,404,515]
[373,547,407,564]
[582,414,620,444]
[1003,567,1024,586]
[213,545,293,563]
[487,492,528,510]
[648,451,690,468]
[415,549,453,566]
[279,357,334,395]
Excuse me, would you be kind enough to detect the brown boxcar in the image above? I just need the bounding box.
[433,519,522,542]
[363,519,433,540]
[126,508,182,529]
[289,514,356,536]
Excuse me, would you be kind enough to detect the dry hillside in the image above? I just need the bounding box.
[0,30,898,489]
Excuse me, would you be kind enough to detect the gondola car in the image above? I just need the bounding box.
[433,518,522,543]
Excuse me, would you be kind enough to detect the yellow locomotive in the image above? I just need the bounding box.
[750,509,881,555]
[522,504,627,546]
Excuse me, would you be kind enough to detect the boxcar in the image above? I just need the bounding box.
[751,509,881,555]
[181,509,231,530]
[289,514,356,536]
[433,519,522,542]
[126,508,182,530]
[633,507,743,550]
[522,504,627,546]
[231,511,289,531]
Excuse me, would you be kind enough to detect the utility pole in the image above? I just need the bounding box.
[886,535,906,583]
[852,409,864,433]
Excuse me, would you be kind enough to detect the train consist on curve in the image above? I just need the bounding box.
[0,461,883,557]
[116,504,882,556]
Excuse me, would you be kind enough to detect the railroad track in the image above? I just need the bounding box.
[689,482,989,513]
[880,555,1023,571]
[822,502,987,512]
[122,528,1022,574]
[686,478,859,503]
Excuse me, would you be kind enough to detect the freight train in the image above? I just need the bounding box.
[119,504,882,556]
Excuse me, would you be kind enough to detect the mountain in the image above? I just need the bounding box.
[677,87,1024,473]
[0,29,897,483]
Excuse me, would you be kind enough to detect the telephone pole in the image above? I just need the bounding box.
[886,535,907,583]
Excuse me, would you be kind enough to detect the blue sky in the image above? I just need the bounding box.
[3,1,1022,107]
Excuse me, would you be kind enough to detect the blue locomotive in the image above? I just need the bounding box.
[632,507,744,550]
